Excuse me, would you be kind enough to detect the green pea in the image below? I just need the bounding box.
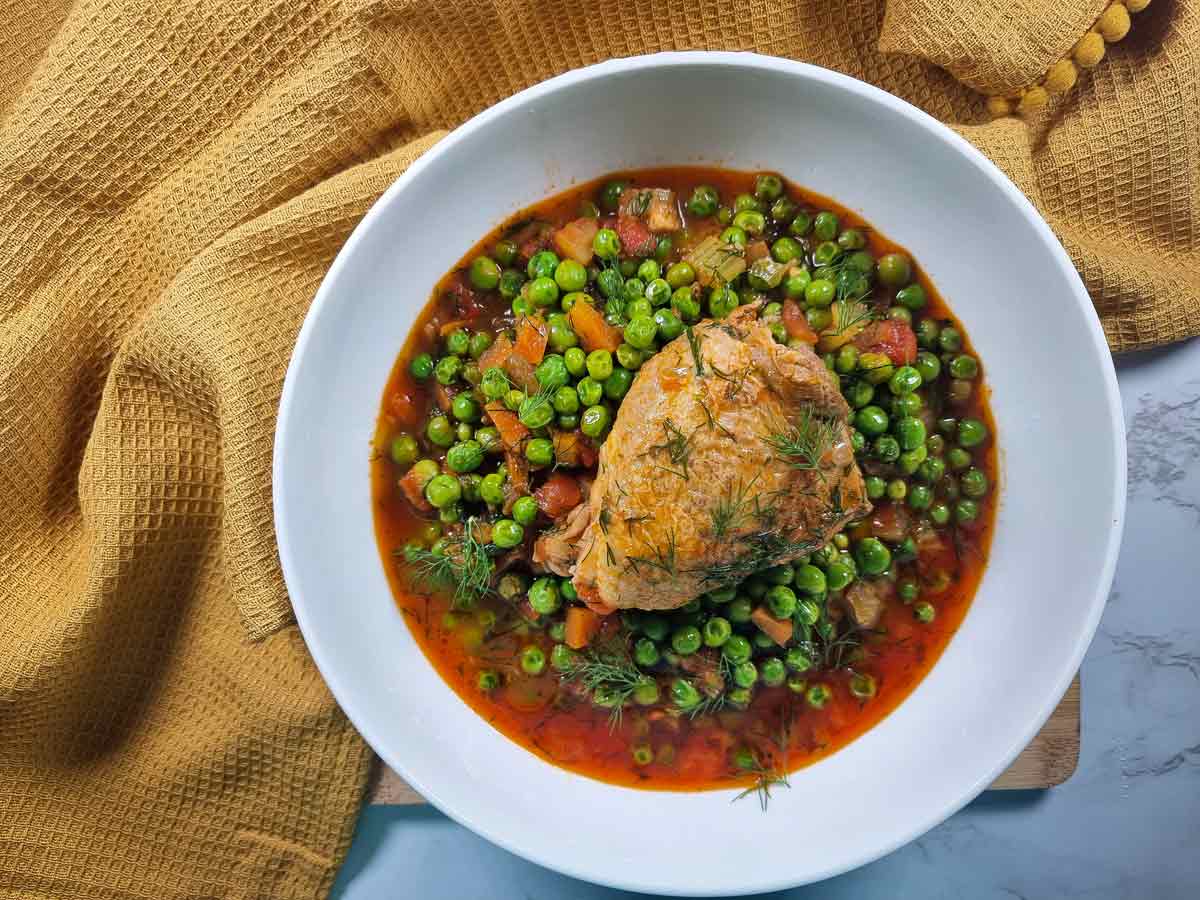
[896,283,927,310]
[793,564,827,595]
[784,268,812,299]
[894,415,927,451]
[654,307,684,341]
[889,365,923,395]
[957,418,989,448]
[846,250,875,273]
[846,381,875,409]
[875,435,901,463]
[855,537,892,575]
[550,385,578,416]
[877,252,912,288]
[961,467,989,498]
[454,422,472,442]
[855,405,889,437]
[577,377,603,407]
[645,278,672,308]
[477,669,500,691]
[813,211,839,241]
[732,210,765,235]
[468,256,501,291]
[557,413,578,430]
[837,228,866,251]
[770,196,797,222]
[701,616,732,648]
[669,287,699,322]
[914,601,936,624]
[641,615,669,642]
[526,276,558,308]
[528,578,560,615]
[580,404,611,438]
[671,625,702,655]
[720,225,747,248]
[760,657,787,687]
[929,501,951,526]
[550,643,577,673]
[525,437,554,467]
[494,269,523,302]
[812,241,841,267]
[600,180,627,212]
[533,355,567,392]
[727,597,753,624]
[633,682,660,707]
[434,355,463,386]
[409,352,434,380]
[492,518,524,549]
[446,440,484,473]
[708,285,739,318]
[926,433,946,456]
[624,314,658,350]
[805,682,831,709]
[803,278,835,308]
[479,367,507,401]
[949,354,979,379]
[665,261,696,289]
[912,350,941,384]
[954,498,980,524]
[917,456,947,483]
[946,448,971,473]
[859,352,894,385]
[733,661,758,688]
[547,317,579,353]
[764,585,797,618]
[939,326,963,352]
[426,415,454,448]
[389,433,419,466]
[526,250,558,280]
[722,634,753,665]
[907,483,933,510]
[564,346,586,377]
[615,343,644,371]
[833,345,859,375]
[771,237,803,263]
[915,317,940,348]
[825,560,856,591]
[444,330,470,356]
[753,173,782,202]
[789,211,813,236]
[597,268,624,300]
[688,184,720,217]
[633,637,661,668]
[447,395,476,424]
[518,392,554,429]
[424,474,461,509]
[888,306,913,325]
[785,646,813,673]
[941,475,962,501]
[603,367,634,400]
[893,392,923,417]
[511,496,538,527]
[593,228,620,260]
[480,472,505,506]
[671,678,701,709]
[520,645,546,676]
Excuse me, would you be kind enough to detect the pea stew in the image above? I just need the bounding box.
[372,168,996,799]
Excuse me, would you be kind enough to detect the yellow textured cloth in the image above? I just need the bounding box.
[1,1,1195,897]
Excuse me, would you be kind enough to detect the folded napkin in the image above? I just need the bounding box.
[1,0,1193,896]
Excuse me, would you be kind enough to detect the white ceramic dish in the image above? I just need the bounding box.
[274,52,1125,895]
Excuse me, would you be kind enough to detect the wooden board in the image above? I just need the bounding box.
[369,674,1080,803]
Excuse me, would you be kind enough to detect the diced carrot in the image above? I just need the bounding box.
[553,217,599,264]
[855,319,918,365]
[486,402,529,448]
[550,429,583,468]
[513,316,548,365]
[535,472,583,519]
[615,215,657,257]
[781,299,819,344]
[751,607,794,646]
[568,301,622,352]
[565,606,603,649]
[397,465,434,512]
[745,240,770,264]
[387,385,426,426]
[477,333,513,373]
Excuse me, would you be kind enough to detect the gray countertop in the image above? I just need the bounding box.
[334,338,1200,899]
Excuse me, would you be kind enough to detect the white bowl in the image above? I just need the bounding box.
[274,52,1125,894]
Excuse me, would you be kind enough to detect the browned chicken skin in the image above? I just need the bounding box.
[535,306,871,611]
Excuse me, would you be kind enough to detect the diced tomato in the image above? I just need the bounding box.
[781,299,819,344]
[553,217,599,264]
[387,385,425,426]
[855,319,917,365]
[397,465,434,512]
[615,215,657,258]
[442,274,485,319]
[535,473,583,519]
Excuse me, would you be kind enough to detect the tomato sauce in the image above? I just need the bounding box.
[371,169,997,791]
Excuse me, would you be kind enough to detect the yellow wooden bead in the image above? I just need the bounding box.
[1125,0,1151,12]
[1074,31,1107,67]
[1098,3,1131,41]
[986,96,1013,118]
[1044,58,1079,94]
[1018,86,1050,114]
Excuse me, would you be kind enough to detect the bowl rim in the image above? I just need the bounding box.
[274,50,1126,894]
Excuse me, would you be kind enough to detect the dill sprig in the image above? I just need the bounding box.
[397,517,496,609]
[685,325,705,376]
[762,407,837,471]
[709,473,763,540]
[560,638,648,730]
[644,418,692,481]
[732,710,793,811]
[625,526,679,577]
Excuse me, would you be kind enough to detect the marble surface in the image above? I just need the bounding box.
[333,339,1200,900]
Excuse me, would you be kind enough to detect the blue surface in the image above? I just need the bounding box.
[334,340,1200,899]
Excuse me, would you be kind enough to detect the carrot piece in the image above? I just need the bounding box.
[513,315,548,365]
[397,465,434,512]
[485,402,529,448]
[751,607,794,646]
[781,299,819,344]
[553,217,599,264]
[477,333,513,373]
[387,385,426,426]
[565,606,603,649]
[568,301,622,352]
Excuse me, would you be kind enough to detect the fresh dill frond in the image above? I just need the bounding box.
[560,638,648,730]
[732,712,794,810]
[397,517,496,609]
[625,526,679,577]
[709,473,763,540]
[828,297,875,337]
[644,418,692,481]
[762,407,838,471]
[697,396,734,439]
[685,325,705,376]
[710,362,751,399]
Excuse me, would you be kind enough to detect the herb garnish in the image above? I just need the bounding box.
[560,638,648,729]
[762,407,837,471]
[397,517,496,609]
